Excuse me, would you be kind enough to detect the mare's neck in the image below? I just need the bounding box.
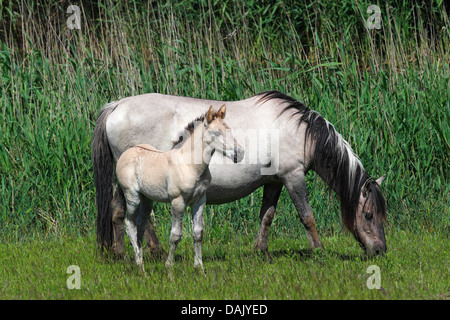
[311,136,365,200]
[313,164,342,195]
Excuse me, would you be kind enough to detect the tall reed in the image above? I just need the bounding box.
[0,0,448,241]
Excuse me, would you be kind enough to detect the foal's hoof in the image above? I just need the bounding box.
[194,263,205,276]
[165,260,173,269]
[165,263,175,281]
[138,265,146,275]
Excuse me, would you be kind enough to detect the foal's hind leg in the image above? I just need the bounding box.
[191,194,206,270]
[165,196,186,269]
[123,189,145,270]
[254,183,283,253]
[282,169,323,250]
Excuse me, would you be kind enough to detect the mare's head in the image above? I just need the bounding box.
[203,105,244,163]
[353,175,387,256]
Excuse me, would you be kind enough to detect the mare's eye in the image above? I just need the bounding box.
[363,211,373,220]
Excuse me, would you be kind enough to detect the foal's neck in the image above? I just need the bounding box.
[178,125,213,173]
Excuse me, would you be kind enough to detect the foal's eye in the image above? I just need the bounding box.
[363,211,373,220]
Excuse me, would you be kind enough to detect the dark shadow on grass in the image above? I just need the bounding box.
[139,241,370,265]
[266,248,315,261]
[196,247,367,264]
[261,248,365,262]
[202,251,228,262]
[143,249,168,262]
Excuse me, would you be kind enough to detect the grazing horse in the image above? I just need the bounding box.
[114,105,243,270]
[92,91,387,258]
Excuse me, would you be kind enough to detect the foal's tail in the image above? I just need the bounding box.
[92,101,118,253]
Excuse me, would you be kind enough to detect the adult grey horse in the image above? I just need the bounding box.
[92,91,387,257]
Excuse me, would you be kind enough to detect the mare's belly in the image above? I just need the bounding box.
[205,162,277,204]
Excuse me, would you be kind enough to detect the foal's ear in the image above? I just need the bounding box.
[206,105,214,123]
[375,175,386,186]
[218,104,226,119]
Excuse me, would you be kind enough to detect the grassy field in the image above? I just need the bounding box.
[0,0,449,300]
[0,230,448,299]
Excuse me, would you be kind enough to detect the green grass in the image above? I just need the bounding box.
[0,0,449,300]
[0,229,448,299]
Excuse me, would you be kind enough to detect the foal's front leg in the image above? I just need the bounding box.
[191,194,206,270]
[165,196,186,269]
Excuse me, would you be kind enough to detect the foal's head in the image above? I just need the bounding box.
[203,105,244,163]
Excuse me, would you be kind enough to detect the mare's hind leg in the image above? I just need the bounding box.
[282,169,323,250]
[254,183,283,253]
[165,196,186,269]
[111,187,126,258]
[143,208,166,257]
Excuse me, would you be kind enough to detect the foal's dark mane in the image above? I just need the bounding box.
[172,110,220,148]
[256,91,386,231]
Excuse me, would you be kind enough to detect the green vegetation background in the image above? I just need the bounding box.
[0,0,448,242]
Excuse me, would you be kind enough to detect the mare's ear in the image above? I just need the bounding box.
[217,104,226,119]
[206,105,214,123]
[375,175,386,186]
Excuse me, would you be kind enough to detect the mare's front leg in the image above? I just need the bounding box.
[282,169,323,250]
[191,194,206,270]
[165,196,186,269]
[254,183,283,253]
